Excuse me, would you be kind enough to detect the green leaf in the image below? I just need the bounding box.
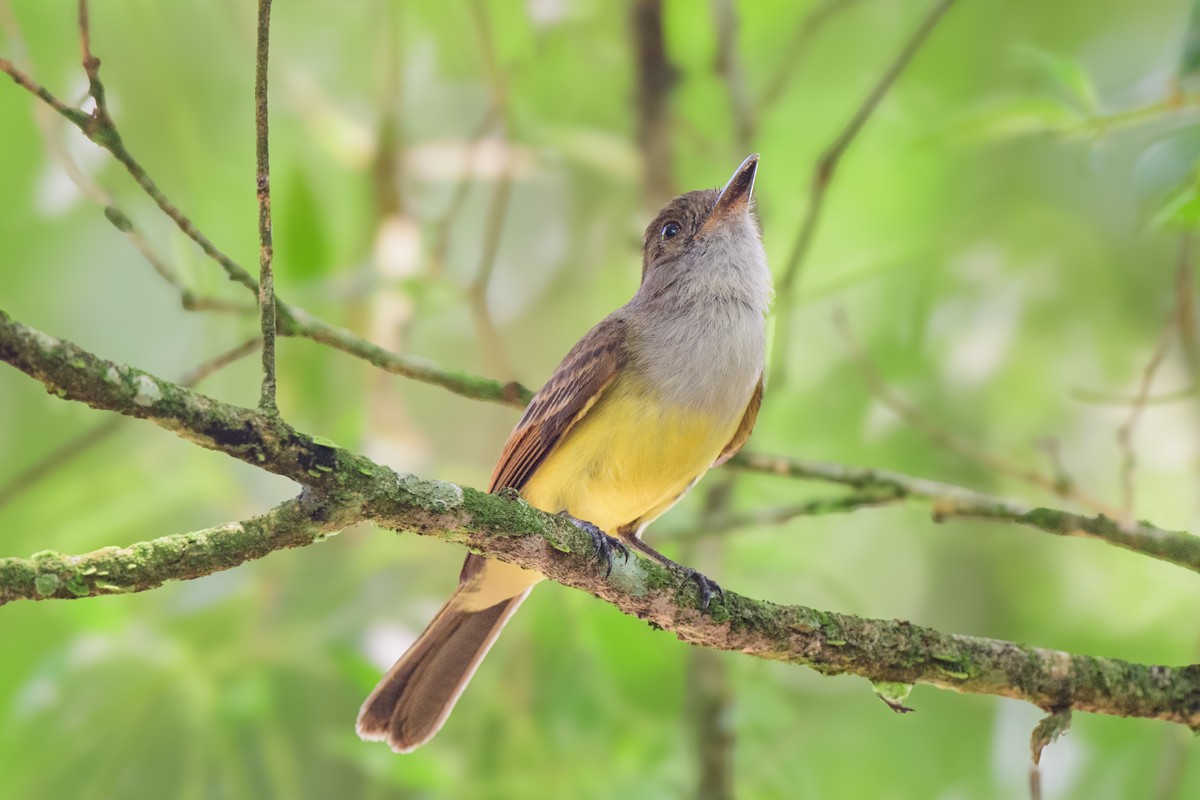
[872,681,915,713]
[1017,46,1098,113]
[1179,0,1200,80]
[1031,709,1072,765]
[1134,127,1200,228]
[276,168,331,280]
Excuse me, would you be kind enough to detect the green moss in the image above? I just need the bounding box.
[64,575,91,597]
[33,573,61,597]
[931,651,971,680]
[463,487,549,539]
[636,559,675,592]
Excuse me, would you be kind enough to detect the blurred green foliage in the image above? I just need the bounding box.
[2,0,1200,798]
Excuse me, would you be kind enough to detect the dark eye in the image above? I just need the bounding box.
[661,222,681,240]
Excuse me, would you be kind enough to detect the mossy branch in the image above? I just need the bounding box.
[3,309,1200,731]
[728,452,1200,575]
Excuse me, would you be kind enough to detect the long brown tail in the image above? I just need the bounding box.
[356,583,530,753]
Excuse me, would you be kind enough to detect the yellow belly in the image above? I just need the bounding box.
[460,376,742,609]
[523,379,736,533]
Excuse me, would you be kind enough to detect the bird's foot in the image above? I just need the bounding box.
[564,515,629,577]
[681,567,725,612]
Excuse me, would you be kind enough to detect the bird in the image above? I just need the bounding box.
[357,154,772,753]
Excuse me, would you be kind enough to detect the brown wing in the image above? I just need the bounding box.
[712,374,763,467]
[487,314,627,493]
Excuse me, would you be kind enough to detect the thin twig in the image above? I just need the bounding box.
[428,105,502,276]
[1071,385,1196,407]
[1117,317,1176,524]
[1175,234,1200,394]
[0,421,120,509]
[465,0,516,378]
[672,490,904,542]
[631,0,677,204]
[711,0,754,152]
[74,4,259,294]
[468,166,515,376]
[833,309,1122,517]
[1,5,251,313]
[283,306,533,407]
[685,478,738,800]
[727,451,1200,575]
[254,0,277,414]
[0,39,532,408]
[770,0,957,384]
[753,0,867,140]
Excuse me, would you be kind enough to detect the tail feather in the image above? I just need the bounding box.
[356,588,529,753]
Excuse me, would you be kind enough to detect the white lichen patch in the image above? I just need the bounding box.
[395,473,465,512]
[132,375,162,407]
[425,479,464,511]
[31,329,58,352]
[105,366,123,384]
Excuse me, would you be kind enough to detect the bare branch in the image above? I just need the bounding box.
[728,452,1200,576]
[672,489,904,542]
[282,305,532,406]
[254,0,278,414]
[466,0,516,378]
[428,106,502,276]
[1176,234,1200,397]
[756,0,867,124]
[77,6,259,294]
[1117,316,1176,523]
[1071,385,1196,407]
[833,309,1122,517]
[631,0,677,204]
[711,0,754,152]
[770,0,957,384]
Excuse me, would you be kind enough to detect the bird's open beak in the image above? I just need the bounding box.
[702,154,758,233]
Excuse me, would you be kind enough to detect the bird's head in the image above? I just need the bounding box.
[638,155,768,306]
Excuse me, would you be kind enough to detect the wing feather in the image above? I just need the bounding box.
[712,374,763,467]
[487,314,627,494]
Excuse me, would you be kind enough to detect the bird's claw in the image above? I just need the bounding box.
[683,568,725,612]
[565,515,629,577]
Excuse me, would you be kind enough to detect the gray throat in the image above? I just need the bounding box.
[625,263,771,418]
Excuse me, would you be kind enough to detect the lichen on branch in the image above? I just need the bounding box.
[2,308,1200,732]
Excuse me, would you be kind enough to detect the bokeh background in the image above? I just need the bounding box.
[3,0,1200,797]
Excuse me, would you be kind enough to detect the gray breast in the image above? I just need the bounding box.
[628,296,765,419]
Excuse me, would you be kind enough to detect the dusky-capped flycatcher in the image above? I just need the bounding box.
[357,154,771,752]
